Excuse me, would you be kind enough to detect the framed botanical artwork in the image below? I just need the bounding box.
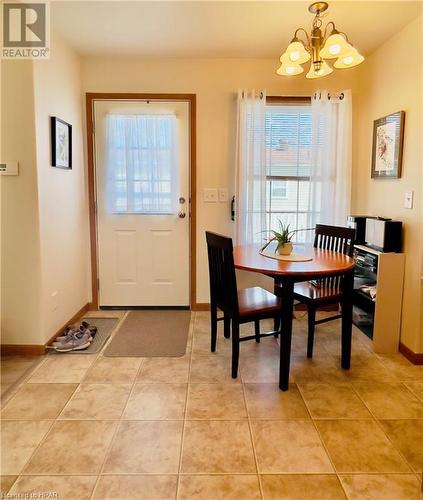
[51,117,72,169]
[371,111,405,179]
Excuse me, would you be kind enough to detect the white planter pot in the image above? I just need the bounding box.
[277,242,293,255]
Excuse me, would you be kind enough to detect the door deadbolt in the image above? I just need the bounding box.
[179,197,186,204]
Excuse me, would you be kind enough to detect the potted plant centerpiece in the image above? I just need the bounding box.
[262,221,296,256]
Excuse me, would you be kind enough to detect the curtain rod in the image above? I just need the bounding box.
[240,90,265,99]
[313,91,345,101]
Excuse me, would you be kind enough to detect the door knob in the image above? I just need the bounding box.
[178,211,186,218]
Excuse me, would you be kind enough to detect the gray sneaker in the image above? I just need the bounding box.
[52,321,97,347]
[54,325,78,344]
[53,329,79,347]
[54,325,93,346]
[54,330,92,352]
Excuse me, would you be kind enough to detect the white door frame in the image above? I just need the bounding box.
[86,93,197,310]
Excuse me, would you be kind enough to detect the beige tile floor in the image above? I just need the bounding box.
[1,310,422,499]
[1,354,43,399]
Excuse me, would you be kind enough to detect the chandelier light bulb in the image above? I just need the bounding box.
[276,61,304,76]
[334,47,365,69]
[329,44,341,56]
[282,40,310,65]
[320,32,350,59]
[290,51,300,62]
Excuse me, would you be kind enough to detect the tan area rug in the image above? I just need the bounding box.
[104,310,191,357]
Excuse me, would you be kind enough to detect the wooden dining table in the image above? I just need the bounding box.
[233,244,356,391]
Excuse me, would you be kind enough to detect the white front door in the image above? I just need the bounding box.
[94,100,190,307]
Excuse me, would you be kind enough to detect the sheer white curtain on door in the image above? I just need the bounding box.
[235,89,267,244]
[309,90,352,227]
[105,114,178,214]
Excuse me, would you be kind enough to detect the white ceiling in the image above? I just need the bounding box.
[52,1,422,58]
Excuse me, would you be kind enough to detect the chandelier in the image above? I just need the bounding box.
[277,2,364,79]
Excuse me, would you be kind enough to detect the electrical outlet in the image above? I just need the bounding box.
[203,188,218,202]
[218,188,228,202]
[404,191,414,209]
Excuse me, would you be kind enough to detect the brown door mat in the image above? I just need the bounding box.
[103,310,191,357]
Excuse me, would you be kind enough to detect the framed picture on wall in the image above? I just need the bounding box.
[51,116,72,169]
[371,111,405,179]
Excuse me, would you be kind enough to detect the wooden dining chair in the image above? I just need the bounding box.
[206,231,282,378]
[293,224,355,358]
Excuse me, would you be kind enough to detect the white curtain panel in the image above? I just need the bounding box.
[309,89,352,227]
[235,89,267,244]
[105,114,178,214]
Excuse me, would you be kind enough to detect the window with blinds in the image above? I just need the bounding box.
[265,101,312,242]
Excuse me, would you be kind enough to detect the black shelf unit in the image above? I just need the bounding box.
[352,247,378,340]
[351,244,404,352]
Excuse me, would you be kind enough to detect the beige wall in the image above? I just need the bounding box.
[33,34,91,343]
[1,61,43,345]
[353,15,423,352]
[81,57,361,303]
[1,34,90,346]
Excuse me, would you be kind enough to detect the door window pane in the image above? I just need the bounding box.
[106,114,178,214]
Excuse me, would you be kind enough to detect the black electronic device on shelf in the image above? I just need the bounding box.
[347,215,369,244]
[347,215,402,252]
[365,217,402,253]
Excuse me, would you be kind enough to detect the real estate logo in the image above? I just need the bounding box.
[2,2,50,59]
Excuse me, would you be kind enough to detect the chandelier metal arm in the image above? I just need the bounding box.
[323,21,336,41]
[338,31,351,44]
[322,21,351,45]
[293,27,311,47]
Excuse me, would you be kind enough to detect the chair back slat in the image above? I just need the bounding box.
[206,231,239,316]
[313,224,355,289]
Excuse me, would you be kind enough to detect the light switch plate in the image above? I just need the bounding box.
[0,161,19,175]
[204,188,218,202]
[218,188,228,202]
[404,190,414,209]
